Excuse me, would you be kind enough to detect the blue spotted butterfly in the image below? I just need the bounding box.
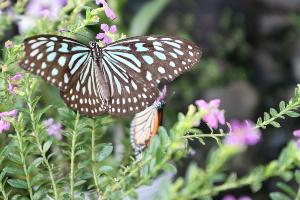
[19,35,201,116]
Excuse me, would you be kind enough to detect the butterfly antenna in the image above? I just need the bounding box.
[59,29,94,41]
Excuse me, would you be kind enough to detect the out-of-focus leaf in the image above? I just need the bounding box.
[129,0,171,36]
[96,144,113,162]
[270,192,291,200]
[7,179,27,189]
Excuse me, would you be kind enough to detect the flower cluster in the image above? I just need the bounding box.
[26,0,67,20]
[224,120,261,148]
[0,110,18,133]
[5,40,13,48]
[96,24,117,44]
[95,0,118,45]
[43,118,63,140]
[293,129,300,148]
[8,73,23,95]
[195,99,225,129]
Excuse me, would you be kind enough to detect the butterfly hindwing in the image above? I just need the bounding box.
[19,34,90,92]
[60,57,108,116]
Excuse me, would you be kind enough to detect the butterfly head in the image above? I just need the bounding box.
[89,41,98,48]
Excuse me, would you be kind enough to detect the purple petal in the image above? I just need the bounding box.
[102,36,112,44]
[96,0,107,6]
[105,7,116,20]
[96,33,105,39]
[109,25,117,33]
[203,114,218,129]
[101,23,109,32]
[209,99,221,108]
[195,99,208,110]
[297,139,300,149]
[217,110,225,125]
[222,195,237,200]
[293,129,300,137]
[0,120,11,133]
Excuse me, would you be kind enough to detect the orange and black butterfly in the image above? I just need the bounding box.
[130,86,167,155]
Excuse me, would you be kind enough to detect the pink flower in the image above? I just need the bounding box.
[222,195,252,200]
[293,129,300,148]
[195,99,225,129]
[96,23,117,44]
[43,118,63,140]
[8,73,23,95]
[0,109,18,133]
[95,0,116,20]
[224,120,261,147]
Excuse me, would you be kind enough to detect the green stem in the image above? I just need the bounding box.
[91,118,102,200]
[295,186,300,200]
[70,112,80,200]
[256,97,300,129]
[25,79,59,200]
[15,125,34,199]
[0,179,8,200]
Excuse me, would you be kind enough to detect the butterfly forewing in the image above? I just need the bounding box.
[20,35,91,92]
[103,35,201,85]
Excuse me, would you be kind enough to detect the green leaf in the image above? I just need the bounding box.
[279,101,286,111]
[99,166,113,173]
[43,140,52,153]
[295,170,300,184]
[96,144,113,162]
[7,153,22,165]
[270,108,278,117]
[7,179,28,189]
[129,0,171,36]
[270,192,291,200]
[276,182,296,198]
[163,163,177,174]
[286,111,300,118]
[270,121,281,128]
[74,180,87,187]
[264,112,270,120]
[3,166,25,176]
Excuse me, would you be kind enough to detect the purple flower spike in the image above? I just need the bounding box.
[43,118,63,140]
[224,120,261,147]
[96,0,116,20]
[195,99,225,129]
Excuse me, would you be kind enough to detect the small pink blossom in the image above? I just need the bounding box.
[8,73,23,95]
[5,40,13,48]
[0,109,18,134]
[96,0,116,20]
[222,195,252,200]
[96,23,117,44]
[293,129,300,148]
[224,120,261,147]
[195,99,225,129]
[43,118,63,140]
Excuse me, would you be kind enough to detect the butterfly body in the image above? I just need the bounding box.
[20,34,201,116]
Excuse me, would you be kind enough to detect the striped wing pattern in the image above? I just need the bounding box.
[20,34,201,117]
[103,35,201,115]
